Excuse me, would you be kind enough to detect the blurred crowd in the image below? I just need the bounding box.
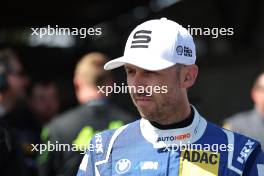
[0,48,134,176]
[0,47,263,176]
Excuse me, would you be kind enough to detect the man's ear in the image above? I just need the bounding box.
[73,76,81,92]
[251,86,257,104]
[181,65,198,88]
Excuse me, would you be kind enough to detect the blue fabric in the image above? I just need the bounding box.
[77,111,264,176]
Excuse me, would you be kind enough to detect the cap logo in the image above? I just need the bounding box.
[131,30,152,48]
[176,45,192,57]
[176,45,183,55]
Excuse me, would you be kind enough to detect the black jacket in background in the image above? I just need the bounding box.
[38,100,135,176]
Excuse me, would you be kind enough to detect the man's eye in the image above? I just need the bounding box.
[145,71,156,75]
[126,69,135,74]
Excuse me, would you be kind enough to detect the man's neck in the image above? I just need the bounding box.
[150,107,194,129]
[153,102,192,125]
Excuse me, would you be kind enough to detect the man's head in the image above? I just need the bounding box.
[251,70,264,115]
[0,48,29,99]
[124,64,197,123]
[28,80,60,124]
[74,52,112,104]
[104,18,198,124]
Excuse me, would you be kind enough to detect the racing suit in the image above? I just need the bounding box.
[77,106,264,176]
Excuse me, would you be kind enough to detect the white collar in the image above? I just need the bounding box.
[140,106,207,148]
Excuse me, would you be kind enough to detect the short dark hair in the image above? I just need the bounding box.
[27,80,58,97]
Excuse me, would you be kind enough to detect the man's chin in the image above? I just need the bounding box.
[138,110,155,120]
[141,116,161,123]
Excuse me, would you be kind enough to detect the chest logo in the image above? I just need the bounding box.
[179,150,220,176]
[140,161,158,170]
[115,159,131,174]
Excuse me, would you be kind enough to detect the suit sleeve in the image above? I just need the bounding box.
[76,135,97,176]
[243,146,264,176]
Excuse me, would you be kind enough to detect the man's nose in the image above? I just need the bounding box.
[131,73,148,87]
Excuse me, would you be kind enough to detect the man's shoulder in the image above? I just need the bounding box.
[205,121,263,174]
[89,119,141,148]
[207,120,261,147]
[42,105,90,140]
[48,105,87,126]
[226,109,255,124]
[88,120,140,159]
[106,103,135,122]
[94,119,140,140]
[229,130,263,174]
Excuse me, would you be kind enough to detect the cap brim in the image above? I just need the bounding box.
[104,56,176,71]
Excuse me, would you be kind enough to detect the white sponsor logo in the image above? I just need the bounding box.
[140,161,158,170]
[115,159,131,174]
[237,139,255,164]
[95,134,103,154]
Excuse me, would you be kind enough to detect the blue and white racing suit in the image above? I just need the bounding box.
[77,107,264,176]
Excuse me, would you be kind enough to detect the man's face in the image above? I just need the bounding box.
[8,58,29,98]
[30,84,60,122]
[125,64,184,123]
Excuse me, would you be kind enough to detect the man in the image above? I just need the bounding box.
[224,69,264,146]
[77,18,264,176]
[0,48,29,116]
[14,80,61,176]
[0,48,29,176]
[38,52,134,176]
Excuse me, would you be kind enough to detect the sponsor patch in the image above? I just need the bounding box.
[179,150,220,176]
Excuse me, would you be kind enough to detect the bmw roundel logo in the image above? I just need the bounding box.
[176,45,183,55]
[115,159,131,174]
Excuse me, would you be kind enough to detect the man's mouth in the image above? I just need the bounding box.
[134,93,153,106]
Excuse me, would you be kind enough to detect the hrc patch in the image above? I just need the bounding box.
[179,150,220,176]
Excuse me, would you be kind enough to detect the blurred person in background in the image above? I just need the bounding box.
[0,47,29,176]
[28,80,60,125]
[38,52,134,176]
[224,69,264,146]
[0,48,29,116]
[16,80,61,176]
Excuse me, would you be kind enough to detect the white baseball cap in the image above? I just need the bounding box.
[104,17,196,71]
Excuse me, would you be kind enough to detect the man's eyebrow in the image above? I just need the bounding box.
[124,66,132,70]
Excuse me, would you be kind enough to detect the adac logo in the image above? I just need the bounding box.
[181,150,219,164]
[179,150,220,175]
[157,133,191,142]
[115,159,131,174]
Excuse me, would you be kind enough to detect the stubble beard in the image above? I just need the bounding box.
[133,91,180,124]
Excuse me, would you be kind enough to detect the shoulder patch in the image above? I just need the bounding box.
[223,128,261,175]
